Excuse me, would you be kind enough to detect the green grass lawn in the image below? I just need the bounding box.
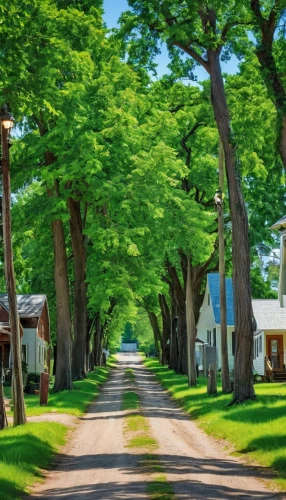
[144,358,286,491]
[1,358,116,499]
[0,421,67,500]
[4,356,116,417]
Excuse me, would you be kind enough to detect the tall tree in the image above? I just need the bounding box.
[120,0,256,402]
[250,0,286,171]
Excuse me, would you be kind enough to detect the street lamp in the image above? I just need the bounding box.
[0,107,14,131]
[0,105,26,425]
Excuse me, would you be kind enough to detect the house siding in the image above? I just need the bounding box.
[197,287,235,372]
[197,282,216,345]
[22,328,46,374]
[253,332,265,375]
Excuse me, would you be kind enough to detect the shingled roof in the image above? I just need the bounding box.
[207,274,285,331]
[208,273,234,326]
[0,294,46,318]
[252,300,286,330]
[270,215,286,231]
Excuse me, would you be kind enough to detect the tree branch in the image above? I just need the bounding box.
[172,41,210,73]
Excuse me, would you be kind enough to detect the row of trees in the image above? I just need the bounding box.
[0,0,285,424]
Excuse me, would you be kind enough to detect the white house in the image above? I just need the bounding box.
[196,273,236,372]
[0,294,50,375]
[197,274,286,381]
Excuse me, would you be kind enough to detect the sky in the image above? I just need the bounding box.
[102,0,240,81]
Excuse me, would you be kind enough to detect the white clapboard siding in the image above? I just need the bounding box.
[197,283,216,344]
[22,328,47,374]
[253,333,265,375]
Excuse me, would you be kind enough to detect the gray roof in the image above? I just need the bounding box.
[208,273,234,326]
[270,215,286,231]
[252,300,286,330]
[0,294,46,317]
[207,273,286,330]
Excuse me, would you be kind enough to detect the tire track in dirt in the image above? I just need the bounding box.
[27,354,149,500]
[26,353,285,500]
[133,355,285,500]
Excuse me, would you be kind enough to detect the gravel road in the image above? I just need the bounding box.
[28,353,284,500]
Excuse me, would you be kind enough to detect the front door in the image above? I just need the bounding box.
[267,335,284,369]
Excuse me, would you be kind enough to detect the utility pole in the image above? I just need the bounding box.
[215,139,231,393]
[1,106,26,425]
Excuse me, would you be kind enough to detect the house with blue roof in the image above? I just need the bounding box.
[196,273,286,380]
[196,273,236,372]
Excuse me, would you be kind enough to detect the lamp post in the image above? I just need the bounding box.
[214,139,231,394]
[1,106,26,425]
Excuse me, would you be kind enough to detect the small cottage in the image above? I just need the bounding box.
[196,274,286,381]
[0,294,50,376]
[196,273,235,371]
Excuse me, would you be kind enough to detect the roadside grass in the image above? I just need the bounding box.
[0,357,116,499]
[144,357,286,491]
[0,422,67,500]
[4,356,116,417]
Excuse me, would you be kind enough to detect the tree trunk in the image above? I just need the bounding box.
[52,214,73,392]
[158,293,171,365]
[38,140,72,393]
[93,312,102,366]
[1,124,26,425]
[208,49,255,402]
[148,312,162,358]
[0,362,8,429]
[68,198,87,381]
[250,0,286,172]
[217,139,231,394]
[186,258,197,386]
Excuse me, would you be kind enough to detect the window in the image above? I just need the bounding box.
[259,336,262,353]
[213,328,216,347]
[207,330,212,345]
[232,331,236,356]
[22,345,27,363]
[253,338,256,359]
[38,344,41,363]
[208,294,210,306]
[256,338,259,358]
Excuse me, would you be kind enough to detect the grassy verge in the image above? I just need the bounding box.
[0,422,67,500]
[122,368,175,500]
[0,357,116,499]
[144,357,286,491]
[4,356,116,417]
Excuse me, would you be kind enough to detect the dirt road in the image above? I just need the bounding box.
[29,353,284,499]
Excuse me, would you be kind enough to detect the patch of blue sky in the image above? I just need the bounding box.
[103,0,240,84]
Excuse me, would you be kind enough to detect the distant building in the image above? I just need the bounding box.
[121,341,137,352]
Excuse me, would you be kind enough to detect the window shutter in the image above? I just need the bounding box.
[213,328,216,347]
[232,331,236,356]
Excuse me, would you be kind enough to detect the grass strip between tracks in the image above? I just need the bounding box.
[123,368,175,500]
[143,356,286,491]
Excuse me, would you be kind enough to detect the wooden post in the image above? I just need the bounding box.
[218,139,231,394]
[1,121,26,426]
[207,362,217,396]
[40,372,49,406]
[186,258,197,386]
[0,362,8,429]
